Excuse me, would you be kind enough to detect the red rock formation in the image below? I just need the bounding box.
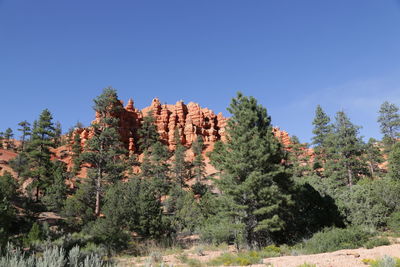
[71,97,297,158]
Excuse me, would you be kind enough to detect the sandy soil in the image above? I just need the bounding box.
[117,243,400,266]
[263,244,400,267]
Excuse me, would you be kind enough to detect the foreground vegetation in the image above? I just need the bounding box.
[0,88,400,266]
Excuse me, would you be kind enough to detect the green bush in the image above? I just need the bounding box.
[23,223,43,247]
[303,227,371,254]
[208,249,281,266]
[0,243,114,267]
[364,238,390,249]
[388,212,400,233]
[176,253,202,267]
[364,255,400,267]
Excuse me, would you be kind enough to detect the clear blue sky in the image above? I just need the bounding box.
[1,0,400,143]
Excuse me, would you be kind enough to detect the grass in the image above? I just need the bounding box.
[176,253,203,267]
[362,255,400,267]
[207,246,282,266]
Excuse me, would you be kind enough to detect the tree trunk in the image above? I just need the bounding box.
[347,167,353,187]
[95,169,102,216]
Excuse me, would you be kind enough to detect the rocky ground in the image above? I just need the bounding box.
[116,242,400,266]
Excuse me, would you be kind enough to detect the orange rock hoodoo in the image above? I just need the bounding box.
[72,97,292,155]
[74,98,230,153]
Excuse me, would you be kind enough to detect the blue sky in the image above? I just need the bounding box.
[1,0,400,143]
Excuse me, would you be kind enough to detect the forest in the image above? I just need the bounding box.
[0,88,400,266]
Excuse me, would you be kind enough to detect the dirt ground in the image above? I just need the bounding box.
[116,243,400,266]
[263,244,400,267]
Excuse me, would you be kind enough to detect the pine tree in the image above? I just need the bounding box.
[311,105,332,172]
[287,136,311,178]
[54,121,62,147]
[42,161,68,212]
[96,178,166,243]
[388,142,400,180]
[72,131,82,175]
[209,92,293,248]
[140,141,171,198]
[4,128,14,150]
[137,112,159,151]
[312,105,332,147]
[80,87,127,216]
[171,128,189,187]
[324,111,367,187]
[364,138,384,179]
[192,135,206,183]
[0,132,3,149]
[378,101,400,148]
[10,121,32,179]
[25,109,56,201]
[17,120,31,152]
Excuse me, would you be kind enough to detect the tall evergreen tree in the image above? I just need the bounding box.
[287,136,311,178]
[25,109,56,201]
[53,121,62,147]
[72,131,82,175]
[324,111,366,187]
[192,135,206,183]
[311,105,332,173]
[377,101,400,148]
[388,142,400,180]
[364,138,384,179]
[140,141,171,199]
[209,92,293,248]
[42,161,68,212]
[10,121,32,178]
[137,112,159,151]
[18,120,31,152]
[312,105,332,147]
[80,87,127,216]
[4,128,14,150]
[171,128,189,187]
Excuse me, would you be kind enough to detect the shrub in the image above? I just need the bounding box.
[364,238,390,249]
[364,255,400,267]
[176,253,202,267]
[303,227,371,254]
[207,249,280,266]
[0,243,113,267]
[388,212,400,233]
[23,223,43,247]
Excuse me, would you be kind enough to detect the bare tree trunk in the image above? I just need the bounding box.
[95,169,102,216]
[347,168,353,187]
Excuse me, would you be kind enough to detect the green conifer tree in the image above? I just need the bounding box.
[71,131,82,175]
[388,142,400,180]
[209,92,293,248]
[80,87,127,216]
[311,105,332,172]
[324,111,367,187]
[171,128,189,187]
[287,136,311,178]
[4,128,14,150]
[42,161,68,212]
[18,120,31,152]
[364,138,384,179]
[137,112,159,151]
[25,109,56,201]
[140,141,171,198]
[53,121,62,147]
[378,101,400,148]
[192,135,206,183]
